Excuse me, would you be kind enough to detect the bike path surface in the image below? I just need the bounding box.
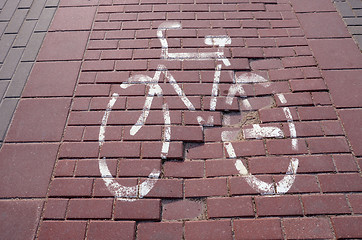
[0,0,362,239]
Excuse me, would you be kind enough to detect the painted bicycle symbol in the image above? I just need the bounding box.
[98,22,299,201]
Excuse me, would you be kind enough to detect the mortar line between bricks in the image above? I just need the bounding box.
[34,1,102,239]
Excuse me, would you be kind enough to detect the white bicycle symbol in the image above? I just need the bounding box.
[98,22,299,201]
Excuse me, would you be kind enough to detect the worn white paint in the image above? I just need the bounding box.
[161,104,171,159]
[99,22,301,200]
[282,107,298,150]
[236,72,268,84]
[243,124,284,139]
[221,130,239,142]
[98,94,162,200]
[210,64,222,111]
[158,22,231,65]
[277,93,287,104]
[226,84,246,105]
[162,67,195,111]
[197,116,214,126]
[241,99,252,110]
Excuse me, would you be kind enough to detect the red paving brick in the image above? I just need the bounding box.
[6,98,71,142]
[22,62,81,97]
[0,200,44,240]
[1,0,362,239]
[37,32,90,61]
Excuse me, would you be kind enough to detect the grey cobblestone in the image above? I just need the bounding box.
[27,0,47,20]
[0,22,7,36]
[0,34,16,63]
[348,0,362,9]
[354,35,362,46]
[354,9,362,17]
[4,9,28,34]
[18,0,34,9]
[0,80,9,100]
[34,7,56,32]
[344,17,362,25]
[5,62,32,98]
[45,0,59,8]
[349,26,362,34]
[0,48,24,79]
[335,2,356,17]
[0,0,7,9]
[333,0,362,50]
[13,20,37,47]
[0,98,19,141]
[21,32,45,61]
[0,0,21,21]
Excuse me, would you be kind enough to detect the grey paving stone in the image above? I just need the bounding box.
[26,0,47,20]
[34,7,56,32]
[5,62,33,98]
[21,32,45,61]
[18,0,34,9]
[0,80,9,100]
[348,0,362,9]
[344,17,362,25]
[353,34,362,50]
[0,98,19,141]
[45,0,59,8]
[0,48,24,80]
[4,9,28,34]
[335,2,356,17]
[13,20,37,47]
[0,34,16,63]
[0,0,7,9]
[349,26,362,34]
[0,22,7,36]
[0,0,21,21]
[354,9,362,17]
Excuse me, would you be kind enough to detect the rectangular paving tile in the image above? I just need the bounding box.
[0,200,44,239]
[13,20,37,47]
[0,98,18,141]
[0,143,59,197]
[339,109,362,156]
[0,48,24,79]
[21,32,45,61]
[34,7,56,32]
[348,0,362,9]
[323,70,362,108]
[290,0,336,13]
[0,34,16,63]
[0,22,6,35]
[308,39,362,69]
[334,2,355,18]
[45,0,60,7]
[348,26,362,35]
[298,12,351,38]
[37,31,89,61]
[0,0,21,21]
[344,18,362,26]
[6,98,71,142]
[5,62,33,97]
[0,80,9,100]
[4,9,28,34]
[22,61,81,97]
[0,0,6,9]
[18,0,35,8]
[27,0,47,20]
[49,6,96,31]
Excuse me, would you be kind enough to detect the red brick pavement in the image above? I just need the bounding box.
[0,0,362,239]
